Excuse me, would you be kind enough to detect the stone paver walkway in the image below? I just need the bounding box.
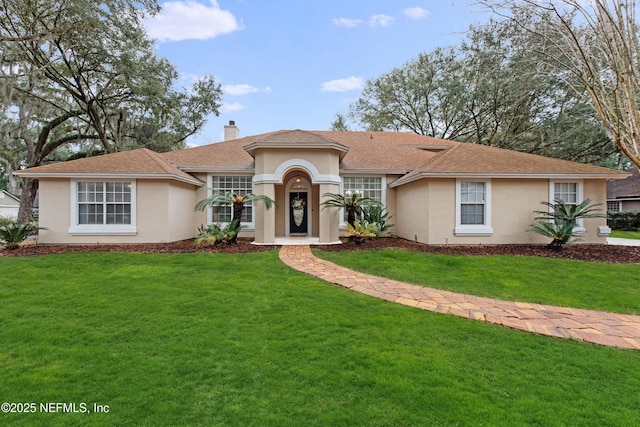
[279,245,640,351]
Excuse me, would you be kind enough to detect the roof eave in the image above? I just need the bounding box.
[178,167,256,173]
[389,172,630,188]
[339,168,412,175]
[13,172,204,186]
[243,142,350,159]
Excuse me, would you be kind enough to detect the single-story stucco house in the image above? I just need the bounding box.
[607,167,640,212]
[0,190,20,220]
[15,122,628,245]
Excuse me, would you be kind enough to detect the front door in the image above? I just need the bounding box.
[289,192,308,235]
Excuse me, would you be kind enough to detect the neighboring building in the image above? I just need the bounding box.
[15,123,628,245]
[0,190,20,220]
[607,167,640,212]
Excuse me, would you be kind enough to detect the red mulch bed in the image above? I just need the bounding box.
[2,237,639,263]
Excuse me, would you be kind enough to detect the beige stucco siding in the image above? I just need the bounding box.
[37,179,199,244]
[166,180,200,242]
[425,179,456,245]
[37,179,72,244]
[393,178,609,245]
[581,179,608,243]
[253,149,341,177]
[487,179,548,245]
[621,200,640,210]
[394,180,430,243]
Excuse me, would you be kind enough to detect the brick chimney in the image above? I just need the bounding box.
[224,120,240,141]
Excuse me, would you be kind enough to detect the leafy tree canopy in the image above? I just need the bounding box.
[0,0,223,221]
[342,11,626,168]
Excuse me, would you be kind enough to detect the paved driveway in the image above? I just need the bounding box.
[607,237,640,246]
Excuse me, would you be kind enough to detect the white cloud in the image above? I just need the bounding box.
[332,14,395,28]
[220,102,245,113]
[222,84,271,96]
[369,14,395,27]
[321,76,363,92]
[144,0,243,43]
[404,7,430,20]
[332,17,363,28]
[222,84,259,96]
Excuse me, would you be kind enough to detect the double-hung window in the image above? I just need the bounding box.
[551,181,585,235]
[455,179,492,236]
[70,181,136,235]
[209,176,253,224]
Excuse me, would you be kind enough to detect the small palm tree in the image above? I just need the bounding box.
[529,198,604,248]
[0,222,43,250]
[320,192,382,227]
[195,191,278,225]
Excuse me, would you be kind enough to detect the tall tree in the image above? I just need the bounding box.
[345,16,621,166]
[0,0,222,221]
[482,0,640,168]
[329,113,350,131]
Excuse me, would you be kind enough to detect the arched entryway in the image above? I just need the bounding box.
[285,174,312,236]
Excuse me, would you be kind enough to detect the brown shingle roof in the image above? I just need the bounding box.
[16,130,628,185]
[607,168,640,199]
[16,148,203,185]
[160,133,273,170]
[391,141,628,187]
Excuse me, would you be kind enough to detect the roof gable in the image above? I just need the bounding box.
[243,130,349,158]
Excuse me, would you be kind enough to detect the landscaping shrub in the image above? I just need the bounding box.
[608,210,640,231]
[195,219,244,245]
[345,220,377,244]
[362,205,396,237]
[0,221,42,249]
[0,216,14,226]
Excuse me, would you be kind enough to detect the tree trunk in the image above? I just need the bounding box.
[17,178,38,223]
[3,159,21,195]
[232,201,244,223]
[346,207,356,227]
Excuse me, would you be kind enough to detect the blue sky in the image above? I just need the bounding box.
[143,1,489,146]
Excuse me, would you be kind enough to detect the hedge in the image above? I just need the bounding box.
[608,210,640,231]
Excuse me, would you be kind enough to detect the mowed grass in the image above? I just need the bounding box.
[610,230,640,240]
[0,251,640,426]
[315,248,640,315]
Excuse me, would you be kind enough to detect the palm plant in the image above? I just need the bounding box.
[195,191,278,224]
[0,222,43,250]
[195,191,277,243]
[529,198,604,248]
[362,205,395,237]
[320,192,382,227]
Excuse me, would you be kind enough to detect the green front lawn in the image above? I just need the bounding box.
[1,251,640,426]
[610,230,640,240]
[314,248,640,315]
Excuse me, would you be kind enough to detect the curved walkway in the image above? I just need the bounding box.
[279,245,640,351]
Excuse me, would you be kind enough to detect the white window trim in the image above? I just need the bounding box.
[549,180,585,236]
[339,175,387,227]
[455,179,493,236]
[206,174,255,230]
[69,180,137,235]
